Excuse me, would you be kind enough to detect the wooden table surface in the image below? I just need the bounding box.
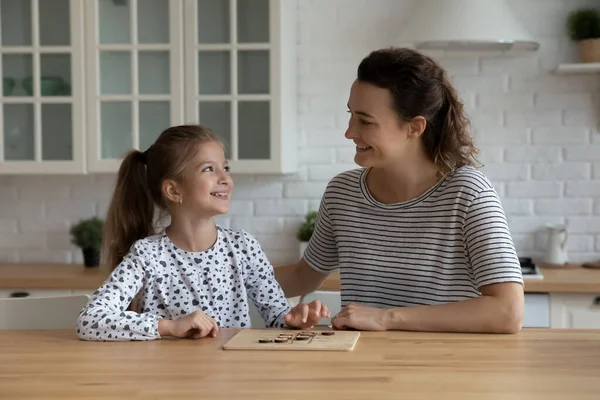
[1,328,599,399]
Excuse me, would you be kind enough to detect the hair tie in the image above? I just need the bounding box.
[140,147,150,165]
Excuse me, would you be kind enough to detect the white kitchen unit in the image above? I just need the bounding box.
[0,0,85,174]
[0,0,297,175]
[550,293,600,329]
[0,289,76,298]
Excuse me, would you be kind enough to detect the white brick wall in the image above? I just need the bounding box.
[1,0,599,265]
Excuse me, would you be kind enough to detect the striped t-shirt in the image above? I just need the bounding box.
[303,166,523,308]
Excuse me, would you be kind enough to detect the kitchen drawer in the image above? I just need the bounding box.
[550,293,600,329]
[0,289,71,299]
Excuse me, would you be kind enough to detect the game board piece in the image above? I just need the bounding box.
[274,338,288,343]
[294,335,310,341]
[322,331,335,336]
[258,338,274,343]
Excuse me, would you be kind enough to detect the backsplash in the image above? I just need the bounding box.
[1,0,599,265]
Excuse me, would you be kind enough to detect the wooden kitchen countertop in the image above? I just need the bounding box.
[319,265,600,294]
[1,328,599,399]
[1,262,599,293]
[0,263,112,290]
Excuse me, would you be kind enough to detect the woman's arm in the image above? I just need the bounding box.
[332,282,523,333]
[383,282,524,333]
[274,258,330,298]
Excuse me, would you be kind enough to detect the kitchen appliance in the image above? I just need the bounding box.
[519,257,543,280]
[397,0,539,52]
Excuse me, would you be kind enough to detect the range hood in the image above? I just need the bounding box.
[398,0,539,51]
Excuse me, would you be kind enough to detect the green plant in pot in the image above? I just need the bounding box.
[296,211,317,259]
[70,217,104,267]
[567,8,600,63]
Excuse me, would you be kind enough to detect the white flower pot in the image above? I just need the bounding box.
[299,241,309,260]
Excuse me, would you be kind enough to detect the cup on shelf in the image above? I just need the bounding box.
[22,76,70,96]
[3,77,15,96]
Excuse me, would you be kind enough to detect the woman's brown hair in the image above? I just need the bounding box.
[103,124,220,269]
[357,47,479,173]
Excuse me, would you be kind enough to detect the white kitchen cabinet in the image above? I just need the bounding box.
[85,0,184,173]
[183,0,297,174]
[0,289,72,298]
[550,293,600,329]
[0,0,85,174]
[0,0,297,175]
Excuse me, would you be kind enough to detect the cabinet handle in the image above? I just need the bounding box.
[9,291,30,298]
[593,296,600,306]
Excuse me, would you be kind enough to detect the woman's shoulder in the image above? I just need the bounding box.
[324,167,365,193]
[442,165,496,195]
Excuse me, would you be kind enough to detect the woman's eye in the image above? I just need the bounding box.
[224,166,231,172]
[202,166,214,172]
[360,119,372,125]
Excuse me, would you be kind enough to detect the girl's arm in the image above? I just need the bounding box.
[76,243,160,341]
[242,233,291,328]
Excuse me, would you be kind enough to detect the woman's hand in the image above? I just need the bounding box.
[158,310,219,339]
[284,300,330,329]
[331,303,388,331]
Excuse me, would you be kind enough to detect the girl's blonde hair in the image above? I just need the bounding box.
[103,124,220,269]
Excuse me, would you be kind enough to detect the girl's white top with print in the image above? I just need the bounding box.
[303,166,524,308]
[76,227,291,341]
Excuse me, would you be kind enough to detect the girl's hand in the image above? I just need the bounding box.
[331,303,388,331]
[159,310,219,339]
[284,300,330,329]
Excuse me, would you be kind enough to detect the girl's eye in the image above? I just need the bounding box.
[360,119,372,126]
[202,166,214,172]
[224,166,231,172]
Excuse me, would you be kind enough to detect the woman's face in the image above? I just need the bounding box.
[344,79,423,169]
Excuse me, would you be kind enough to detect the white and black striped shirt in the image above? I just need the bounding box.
[303,166,523,308]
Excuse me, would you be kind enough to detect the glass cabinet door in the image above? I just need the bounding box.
[0,0,84,174]
[86,0,183,172]
[185,0,285,172]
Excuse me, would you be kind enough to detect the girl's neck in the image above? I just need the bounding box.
[367,155,442,205]
[165,215,218,253]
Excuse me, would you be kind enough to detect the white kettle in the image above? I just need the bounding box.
[545,224,568,265]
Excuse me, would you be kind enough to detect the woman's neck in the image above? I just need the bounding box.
[367,156,442,205]
[165,215,218,252]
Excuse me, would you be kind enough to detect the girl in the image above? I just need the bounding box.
[76,125,329,341]
[275,47,524,334]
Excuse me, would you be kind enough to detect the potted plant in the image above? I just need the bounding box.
[296,211,317,259]
[69,217,104,267]
[567,8,600,63]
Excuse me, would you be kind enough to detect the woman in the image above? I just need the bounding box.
[275,47,524,334]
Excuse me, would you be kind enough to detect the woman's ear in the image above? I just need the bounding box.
[408,116,427,138]
[162,179,182,204]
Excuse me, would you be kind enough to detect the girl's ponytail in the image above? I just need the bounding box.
[103,150,155,269]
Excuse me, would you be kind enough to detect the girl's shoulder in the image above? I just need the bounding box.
[216,226,260,247]
[127,234,168,259]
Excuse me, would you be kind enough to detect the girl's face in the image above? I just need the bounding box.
[169,140,233,218]
[344,79,424,169]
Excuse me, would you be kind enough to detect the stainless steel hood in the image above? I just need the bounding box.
[398,0,539,51]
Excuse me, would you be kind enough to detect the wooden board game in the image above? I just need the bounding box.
[222,329,360,351]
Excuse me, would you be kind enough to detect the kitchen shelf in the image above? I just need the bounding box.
[553,62,600,74]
